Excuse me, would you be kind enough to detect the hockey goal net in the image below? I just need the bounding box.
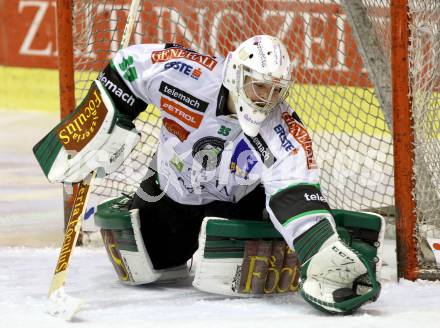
[57,0,440,280]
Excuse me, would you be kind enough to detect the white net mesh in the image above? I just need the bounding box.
[408,0,440,278]
[69,0,440,277]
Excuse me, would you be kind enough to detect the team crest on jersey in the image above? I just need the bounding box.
[192,137,225,170]
[230,139,258,180]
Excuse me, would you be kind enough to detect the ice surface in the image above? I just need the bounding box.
[0,110,64,247]
[1,246,440,328]
[1,110,440,328]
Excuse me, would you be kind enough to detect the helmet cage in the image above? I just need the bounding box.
[239,65,291,114]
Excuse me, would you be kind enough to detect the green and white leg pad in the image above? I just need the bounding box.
[94,195,188,285]
[193,210,384,303]
[193,217,300,297]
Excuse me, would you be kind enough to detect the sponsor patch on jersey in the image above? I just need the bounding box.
[164,61,202,80]
[163,117,190,141]
[164,43,197,51]
[151,47,218,71]
[268,184,330,224]
[230,139,258,180]
[159,81,208,113]
[192,137,225,170]
[98,69,137,108]
[245,134,277,167]
[281,112,317,169]
[304,191,328,203]
[97,64,147,120]
[160,97,203,128]
[273,124,298,154]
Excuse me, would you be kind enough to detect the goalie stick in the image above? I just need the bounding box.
[47,0,141,321]
[47,171,94,320]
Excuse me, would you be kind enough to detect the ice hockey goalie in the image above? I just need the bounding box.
[34,35,385,314]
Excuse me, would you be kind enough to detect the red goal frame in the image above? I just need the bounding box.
[55,0,426,280]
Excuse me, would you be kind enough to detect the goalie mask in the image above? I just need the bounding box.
[222,35,292,137]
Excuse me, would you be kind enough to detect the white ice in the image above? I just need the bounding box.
[1,110,440,328]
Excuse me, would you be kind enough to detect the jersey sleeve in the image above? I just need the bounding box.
[97,43,166,120]
[260,104,333,248]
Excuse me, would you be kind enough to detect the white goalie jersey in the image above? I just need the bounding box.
[99,43,330,246]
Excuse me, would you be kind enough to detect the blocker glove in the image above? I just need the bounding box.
[33,80,140,183]
[293,217,381,314]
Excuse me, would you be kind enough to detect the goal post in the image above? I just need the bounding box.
[56,0,440,280]
[391,0,440,280]
[56,0,82,243]
[391,0,418,281]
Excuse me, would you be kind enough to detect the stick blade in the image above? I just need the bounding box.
[47,287,83,321]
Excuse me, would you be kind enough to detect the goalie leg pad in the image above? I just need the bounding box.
[95,195,189,285]
[193,210,384,298]
[193,217,300,297]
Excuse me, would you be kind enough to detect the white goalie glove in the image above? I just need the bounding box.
[33,80,140,183]
[293,217,382,314]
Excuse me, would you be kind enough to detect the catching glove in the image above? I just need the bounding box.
[293,217,381,314]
